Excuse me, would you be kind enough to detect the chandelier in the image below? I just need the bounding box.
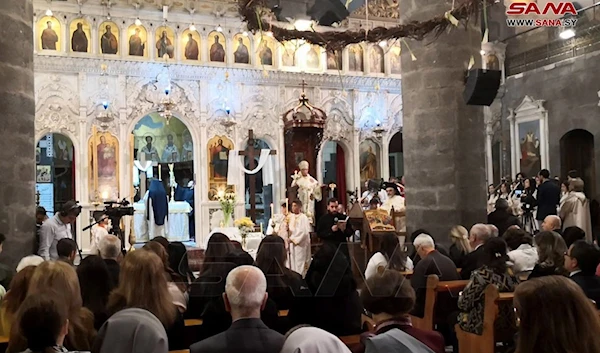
[372,119,385,138]
[96,101,114,130]
[95,63,114,129]
[283,80,326,129]
[158,85,176,125]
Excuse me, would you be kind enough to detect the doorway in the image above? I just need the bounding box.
[560,129,595,197]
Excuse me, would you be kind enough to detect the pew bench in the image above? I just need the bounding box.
[410,275,469,331]
[455,285,515,353]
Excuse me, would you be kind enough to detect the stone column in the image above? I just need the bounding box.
[0,0,35,267]
[400,0,487,241]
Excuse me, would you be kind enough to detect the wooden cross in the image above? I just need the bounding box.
[238,129,277,222]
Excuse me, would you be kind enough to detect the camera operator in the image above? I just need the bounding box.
[38,200,81,260]
[520,178,538,233]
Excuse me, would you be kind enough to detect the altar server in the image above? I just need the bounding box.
[267,202,291,267]
[288,200,311,277]
[380,182,406,232]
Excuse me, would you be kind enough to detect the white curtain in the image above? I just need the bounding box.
[227,149,274,186]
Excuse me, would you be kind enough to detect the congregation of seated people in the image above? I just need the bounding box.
[4,211,600,353]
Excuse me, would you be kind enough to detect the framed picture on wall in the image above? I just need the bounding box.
[509,96,549,178]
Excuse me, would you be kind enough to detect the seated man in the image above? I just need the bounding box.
[541,215,562,235]
[99,235,122,287]
[56,238,77,266]
[487,198,519,237]
[190,265,285,353]
[461,224,492,280]
[564,240,600,308]
[410,234,460,318]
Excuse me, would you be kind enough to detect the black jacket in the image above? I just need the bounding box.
[487,209,520,238]
[190,318,285,353]
[449,244,468,269]
[460,246,486,280]
[536,180,561,220]
[570,272,600,308]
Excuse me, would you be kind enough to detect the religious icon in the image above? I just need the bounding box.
[155,27,175,59]
[348,44,364,72]
[370,46,384,73]
[305,45,320,69]
[70,21,89,53]
[327,49,342,70]
[140,135,160,162]
[282,42,296,67]
[100,22,119,54]
[89,128,119,201]
[208,136,233,180]
[518,120,542,178]
[486,54,500,70]
[161,134,180,162]
[37,166,52,183]
[54,137,73,161]
[181,132,193,162]
[183,30,200,60]
[360,139,379,183]
[128,25,146,57]
[209,33,226,62]
[40,17,60,51]
[258,38,274,66]
[390,45,401,74]
[233,35,250,64]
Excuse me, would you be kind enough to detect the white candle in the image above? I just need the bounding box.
[270,203,274,217]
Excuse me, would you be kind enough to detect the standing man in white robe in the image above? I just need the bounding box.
[291,160,322,227]
[380,182,406,232]
[90,213,110,255]
[288,200,311,277]
[266,202,291,268]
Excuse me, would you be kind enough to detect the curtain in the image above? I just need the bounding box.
[336,144,347,208]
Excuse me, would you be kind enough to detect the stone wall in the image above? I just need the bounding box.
[0,0,36,268]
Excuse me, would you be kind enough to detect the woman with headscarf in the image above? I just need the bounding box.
[93,308,168,353]
[280,326,351,353]
[144,179,169,239]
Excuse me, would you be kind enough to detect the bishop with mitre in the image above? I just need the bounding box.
[291,160,322,226]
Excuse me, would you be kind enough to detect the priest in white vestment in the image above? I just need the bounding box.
[559,178,593,242]
[288,200,311,277]
[267,202,291,268]
[380,182,406,232]
[291,160,322,226]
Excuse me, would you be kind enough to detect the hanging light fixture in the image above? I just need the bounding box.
[158,85,176,125]
[372,119,385,138]
[219,72,236,128]
[95,64,114,130]
[283,80,327,129]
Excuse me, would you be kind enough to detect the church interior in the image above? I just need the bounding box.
[1,0,600,352]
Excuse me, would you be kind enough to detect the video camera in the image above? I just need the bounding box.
[103,199,134,218]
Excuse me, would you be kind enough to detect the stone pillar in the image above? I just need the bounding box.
[0,0,36,267]
[400,0,487,242]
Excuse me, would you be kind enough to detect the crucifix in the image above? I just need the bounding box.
[239,129,276,222]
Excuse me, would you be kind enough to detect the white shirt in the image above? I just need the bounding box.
[38,214,73,260]
[364,251,414,280]
[570,270,582,277]
[90,225,110,255]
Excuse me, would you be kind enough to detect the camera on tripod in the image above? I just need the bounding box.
[103,199,134,218]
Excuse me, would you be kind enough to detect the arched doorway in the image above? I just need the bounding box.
[243,138,273,230]
[131,113,196,242]
[560,129,596,196]
[36,133,76,216]
[388,132,404,180]
[321,141,347,209]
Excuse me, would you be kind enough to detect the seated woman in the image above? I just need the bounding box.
[457,237,519,335]
[94,308,168,353]
[0,266,36,337]
[528,231,568,279]
[8,261,96,353]
[255,236,305,310]
[76,255,114,330]
[106,250,181,351]
[288,243,362,336]
[16,292,76,353]
[514,276,600,353]
[448,225,472,268]
[142,242,187,313]
[365,234,412,280]
[357,270,445,353]
[503,228,538,275]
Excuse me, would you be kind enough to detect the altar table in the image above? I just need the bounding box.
[134,201,192,242]
[207,228,264,258]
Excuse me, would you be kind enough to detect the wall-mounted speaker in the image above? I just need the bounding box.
[463,69,501,106]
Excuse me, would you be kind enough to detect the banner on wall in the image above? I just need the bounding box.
[36,183,54,217]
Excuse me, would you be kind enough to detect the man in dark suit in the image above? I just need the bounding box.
[541,215,563,236]
[460,224,492,280]
[190,265,285,353]
[99,235,121,287]
[316,197,354,265]
[536,169,561,230]
[410,233,460,318]
[487,198,520,237]
[565,240,600,308]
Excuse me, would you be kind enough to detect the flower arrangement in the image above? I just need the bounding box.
[235,217,255,247]
[216,190,236,226]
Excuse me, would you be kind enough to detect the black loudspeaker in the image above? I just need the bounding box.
[308,0,350,26]
[463,69,501,106]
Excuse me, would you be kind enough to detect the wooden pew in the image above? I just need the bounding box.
[361,313,376,332]
[455,285,515,353]
[169,351,189,353]
[410,275,469,331]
